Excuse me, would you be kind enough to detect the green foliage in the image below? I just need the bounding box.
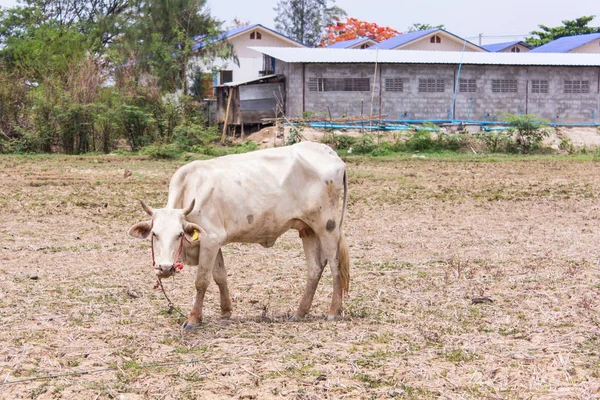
[274,0,343,47]
[407,23,445,32]
[503,113,550,153]
[287,124,304,145]
[140,143,181,159]
[526,15,600,47]
[477,130,513,153]
[173,123,219,151]
[119,104,156,151]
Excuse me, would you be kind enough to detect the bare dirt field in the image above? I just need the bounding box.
[2,151,600,399]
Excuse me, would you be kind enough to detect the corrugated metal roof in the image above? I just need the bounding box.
[369,29,436,49]
[192,24,306,51]
[220,74,281,87]
[325,37,378,49]
[370,29,487,52]
[252,46,600,66]
[530,33,600,53]
[482,41,533,52]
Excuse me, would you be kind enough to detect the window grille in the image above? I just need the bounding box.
[418,78,445,93]
[531,80,548,94]
[308,77,370,92]
[564,80,590,94]
[385,78,404,92]
[459,79,477,93]
[492,79,517,93]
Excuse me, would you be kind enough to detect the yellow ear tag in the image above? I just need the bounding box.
[192,230,199,241]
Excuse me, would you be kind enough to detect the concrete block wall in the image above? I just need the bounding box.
[276,60,600,123]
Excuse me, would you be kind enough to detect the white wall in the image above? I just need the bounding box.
[569,38,600,53]
[399,32,484,52]
[188,27,304,87]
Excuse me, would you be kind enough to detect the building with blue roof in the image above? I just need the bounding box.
[530,33,600,53]
[189,24,305,92]
[482,41,533,53]
[370,29,487,52]
[325,37,378,49]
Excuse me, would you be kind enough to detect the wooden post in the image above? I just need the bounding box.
[221,88,233,143]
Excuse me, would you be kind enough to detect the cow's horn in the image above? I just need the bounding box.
[183,199,195,216]
[140,200,154,216]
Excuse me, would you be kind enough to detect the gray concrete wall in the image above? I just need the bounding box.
[276,61,600,123]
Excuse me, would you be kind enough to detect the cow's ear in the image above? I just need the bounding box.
[184,222,206,242]
[129,221,152,239]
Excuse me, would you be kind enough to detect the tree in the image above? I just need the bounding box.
[407,23,445,32]
[0,0,133,49]
[321,17,399,46]
[113,0,228,94]
[274,0,345,47]
[526,15,600,46]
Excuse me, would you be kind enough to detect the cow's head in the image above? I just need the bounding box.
[128,200,205,278]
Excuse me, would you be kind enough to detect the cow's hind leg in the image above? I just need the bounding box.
[321,229,349,321]
[293,230,325,320]
[213,248,232,319]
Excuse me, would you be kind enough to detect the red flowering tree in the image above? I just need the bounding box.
[321,17,400,46]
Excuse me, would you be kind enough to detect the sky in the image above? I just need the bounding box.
[0,0,597,45]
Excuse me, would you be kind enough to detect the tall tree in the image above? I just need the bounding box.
[0,0,132,49]
[407,23,445,32]
[274,0,345,47]
[321,17,399,46]
[115,0,228,94]
[526,15,600,46]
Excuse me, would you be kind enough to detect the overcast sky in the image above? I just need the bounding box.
[0,0,597,44]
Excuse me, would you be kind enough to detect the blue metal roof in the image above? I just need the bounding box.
[369,29,438,49]
[530,33,600,53]
[370,29,487,52]
[192,24,306,51]
[325,37,378,49]
[482,41,533,52]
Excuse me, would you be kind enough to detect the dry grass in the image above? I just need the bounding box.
[2,153,600,399]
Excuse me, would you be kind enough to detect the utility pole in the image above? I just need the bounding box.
[479,33,482,46]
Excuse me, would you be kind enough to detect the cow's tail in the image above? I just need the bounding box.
[339,169,350,295]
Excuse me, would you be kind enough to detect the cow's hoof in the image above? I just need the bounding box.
[220,311,232,319]
[326,314,341,322]
[182,320,199,330]
[289,315,302,322]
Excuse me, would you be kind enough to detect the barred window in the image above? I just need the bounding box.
[492,79,517,93]
[385,78,404,92]
[564,80,590,94]
[459,79,476,93]
[418,78,445,93]
[307,77,370,92]
[531,80,548,94]
[510,47,521,53]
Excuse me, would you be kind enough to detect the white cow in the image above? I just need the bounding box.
[129,141,349,329]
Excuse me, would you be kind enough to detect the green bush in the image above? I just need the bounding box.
[503,113,550,153]
[477,130,512,153]
[140,143,181,159]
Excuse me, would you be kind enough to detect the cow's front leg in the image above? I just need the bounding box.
[183,241,219,330]
[213,248,232,319]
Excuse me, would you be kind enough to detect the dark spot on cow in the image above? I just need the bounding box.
[247,214,254,224]
[326,219,336,232]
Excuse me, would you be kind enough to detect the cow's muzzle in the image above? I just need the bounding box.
[155,264,176,278]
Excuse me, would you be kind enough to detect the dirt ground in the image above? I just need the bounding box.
[2,151,600,399]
